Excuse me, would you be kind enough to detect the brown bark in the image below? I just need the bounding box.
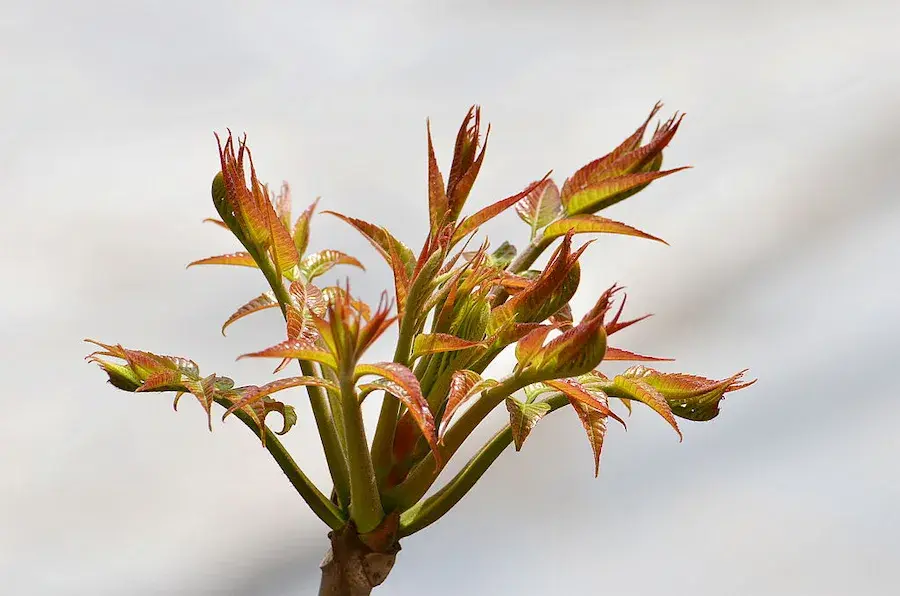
[318,524,400,596]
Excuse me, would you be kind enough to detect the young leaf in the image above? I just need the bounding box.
[515,178,563,237]
[412,333,486,360]
[543,214,667,244]
[181,374,218,431]
[447,106,489,220]
[514,324,557,365]
[300,249,365,281]
[239,339,338,371]
[439,370,499,439]
[292,197,319,257]
[426,119,450,235]
[571,399,609,478]
[603,347,673,362]
[260,182,301,277]
[324,211,416,276]
[355,362,440,461]
[274,182,292,230]
[605,375,681,440]
[187,252,258,269]
[223,376,338,419]
[617,366,755,421]
[562,168,688,216]
[506,397,552,451]
[545,379,625,428]
[221,292,278,335]
[202,217,230,230]
[451,174,552,244]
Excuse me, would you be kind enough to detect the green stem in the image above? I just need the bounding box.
[255,254,352,510]
[215,397,346,530]
[398,393,569,536]
[383,375,524,511]
[340,367,384,533]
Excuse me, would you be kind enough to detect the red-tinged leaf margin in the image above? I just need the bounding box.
[545,379,625,428]
[562,167,689,216]
[515,178,563,236]
[223,376,338,419]
[571,399,609,478]
[609,375,681,440]
[292,197,319,257]
[300,249,365,281]
[451,173,552,244]
[411,333,487,360]
[221,292,278,335]
[203,218,230,230]
[324,211,417,277]
[355,362,441,463]
[543,214,668,244]
[239,340,338,371]
[187,252,258,269]
[603,347,674,362]
[426,119,450,236]
[514,324,557,364]
[438,370,499,440]
[505,397,552,451]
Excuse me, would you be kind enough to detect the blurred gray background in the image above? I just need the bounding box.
[2,0,899,594]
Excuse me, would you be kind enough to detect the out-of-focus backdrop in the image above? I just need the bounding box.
[2,0,899,594]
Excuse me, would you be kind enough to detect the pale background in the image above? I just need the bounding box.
[2,1,899,594]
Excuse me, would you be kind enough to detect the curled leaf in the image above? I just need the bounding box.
[515,178,563,236]
[439,370,499,439]
[300,249,365,281]
[452,174,552,244]
[292,197,319,257]
[223,376,337,419]
[238,339,338,371]
[605,375,681,440]
[562,168,689,216]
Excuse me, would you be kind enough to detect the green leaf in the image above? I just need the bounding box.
[505,397,551,451]
[292,197,319,257]
[412,333,486,360]
[543,214,667,244]
[607,375,681,440]
[300,249,365,281]
[515,178,563,237]
[562,168,688,216]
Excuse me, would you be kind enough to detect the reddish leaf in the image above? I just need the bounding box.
[300,249,365,281]
[135,369,182,392]
[543,214,667,244]
[262,184,300,277]
[412,333,487,359]
[426,119,450,235]
[215,133,270,245]
[515,178,563,235]
[182,374,217,431]
[221,292,278,335]
[202,218,230,230]
[439,370,498,440]
[187,252,258,269]
[571,399,609,478]
[451,173,552,244]
[608,375,681,440]
[545,379,625,428]
[447,107,489,220]
[324,211,416,276]
[355,362,440,462]
[239,339,338,371]
[604,293,652,336]
[603,347,673,362]
[514,324,557,364]
[505,397,551,451]
[562,168,689,216]
[223,376,337,419]
[274,182,292,229]
[292,197,319,257]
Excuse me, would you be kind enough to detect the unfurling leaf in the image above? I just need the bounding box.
[515,178,563,237]
[221,292,278,335]
[603,374,681,440]
[542,214,667,244]
[300,249,365,281]
[439,371,499,439]
[355,363,440,462]
[615,366,755,421]
[187,252,258,269]
[412,333,487,360]
[562,168,688,216]
[447,106,489,220]
[506,397,551,451]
